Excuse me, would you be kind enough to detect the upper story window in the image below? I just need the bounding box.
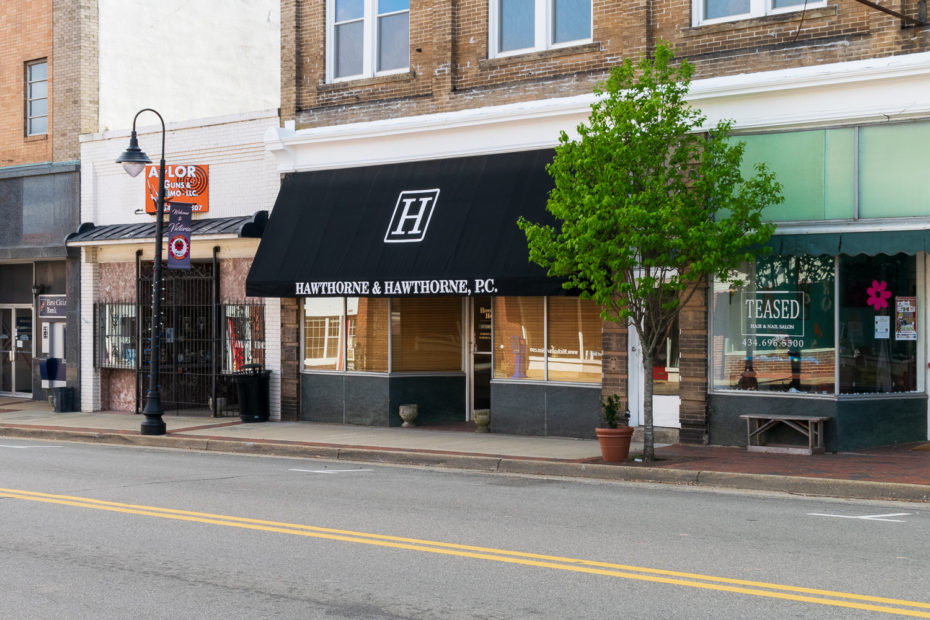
[694,0,825,26]
[489,0,592,58]
[26,59,48,136]
[327,0,409,82]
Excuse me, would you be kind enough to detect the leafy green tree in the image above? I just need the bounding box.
[519,44,783,461]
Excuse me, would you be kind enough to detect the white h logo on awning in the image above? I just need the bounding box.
[384,189,440,243]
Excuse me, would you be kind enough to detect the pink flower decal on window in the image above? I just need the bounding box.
[866,280,892,310]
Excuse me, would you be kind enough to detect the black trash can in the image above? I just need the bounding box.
[53,387,74,413]
[235,364,270,422]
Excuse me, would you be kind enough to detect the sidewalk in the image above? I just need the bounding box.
[1,396,928,502]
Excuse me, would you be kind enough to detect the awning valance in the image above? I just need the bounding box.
[769,229,930,256]
[65,211,267,246]
[246,150,566,298]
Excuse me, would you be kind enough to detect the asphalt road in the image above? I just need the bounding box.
[1,439,928,619]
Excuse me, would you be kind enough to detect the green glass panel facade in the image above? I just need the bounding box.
[860,123,930,218]
[738,129,854,222]
[823,129,856,220]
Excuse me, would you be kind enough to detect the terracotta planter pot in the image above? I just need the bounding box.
[596,426,634,462]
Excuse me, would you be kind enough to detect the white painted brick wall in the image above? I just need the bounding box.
[98,0,279,130]
[78,110,284,414]
[80,110,281,227]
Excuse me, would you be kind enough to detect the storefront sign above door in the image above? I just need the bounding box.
[37,294,68,319]
[144,164,209,214]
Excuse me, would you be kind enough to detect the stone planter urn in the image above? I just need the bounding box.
[399,404,418,427]
[473,409,491,432]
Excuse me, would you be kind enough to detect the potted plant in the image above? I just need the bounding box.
[596,394,633,462]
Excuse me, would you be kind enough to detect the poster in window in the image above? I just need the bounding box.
[875,315,890,340]
[895,296,917,341]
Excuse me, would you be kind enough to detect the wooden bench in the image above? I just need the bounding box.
[739,414,829,456]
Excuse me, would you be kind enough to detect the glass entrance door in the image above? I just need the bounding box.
[0,307,33,395]
[471,296,492,414]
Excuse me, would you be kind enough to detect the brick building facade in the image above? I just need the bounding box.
[0,0,96,403]
[261,1,930,447]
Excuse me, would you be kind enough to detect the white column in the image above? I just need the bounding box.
[264,296,282,421]
[80,247,101,412]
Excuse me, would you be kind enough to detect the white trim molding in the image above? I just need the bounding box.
[267,51,930,173]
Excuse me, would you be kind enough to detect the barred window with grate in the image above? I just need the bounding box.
[96,303,137,369]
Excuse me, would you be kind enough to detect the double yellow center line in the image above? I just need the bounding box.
[2,487,928,617]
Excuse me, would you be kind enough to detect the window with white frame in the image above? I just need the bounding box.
[694,0,825,25]
[26,59,48,136]
[328,0,409,81]
[489,0,592,58]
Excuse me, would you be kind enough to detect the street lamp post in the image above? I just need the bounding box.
[116,108,167,436]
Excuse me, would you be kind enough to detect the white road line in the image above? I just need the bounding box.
[808,512,912,522]
[289,468,374,474]
[0,445,63,449]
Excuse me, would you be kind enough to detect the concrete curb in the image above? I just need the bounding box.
[2,426,928,503]
[695,471,930,503]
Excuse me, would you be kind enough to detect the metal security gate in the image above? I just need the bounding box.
[131,259,265,416]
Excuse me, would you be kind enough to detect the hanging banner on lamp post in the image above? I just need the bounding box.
[167,202,192,270]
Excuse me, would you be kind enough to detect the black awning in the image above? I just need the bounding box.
[246,150,566,297]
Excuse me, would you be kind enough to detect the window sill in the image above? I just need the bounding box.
[480,41,601,70]
[710,389,925,399]
[491,378,601,388]
[683,5,837,36]
[320,70,416,92]
[24,133,48,142]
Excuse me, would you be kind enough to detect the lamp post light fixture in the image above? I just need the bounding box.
[116,108,167,436]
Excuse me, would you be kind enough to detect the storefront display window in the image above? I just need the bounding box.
[96,303,137,369]
[391,297,462,372]
[711,255,836,394]
[493,297,545,380]
[493,296,601,383]
[303,297,389,372]
[346,298,389,372]
[547,297,602,383]
[303,298,345,370]
[302,295,601,381]
[713,253,921,396]
[838,254,917,394]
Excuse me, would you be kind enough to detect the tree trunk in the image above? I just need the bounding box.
[642,349,655,462]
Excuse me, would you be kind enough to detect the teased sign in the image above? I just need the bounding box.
[295,278,499,297]
[741,291,805,339]
[144,164,209,214]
